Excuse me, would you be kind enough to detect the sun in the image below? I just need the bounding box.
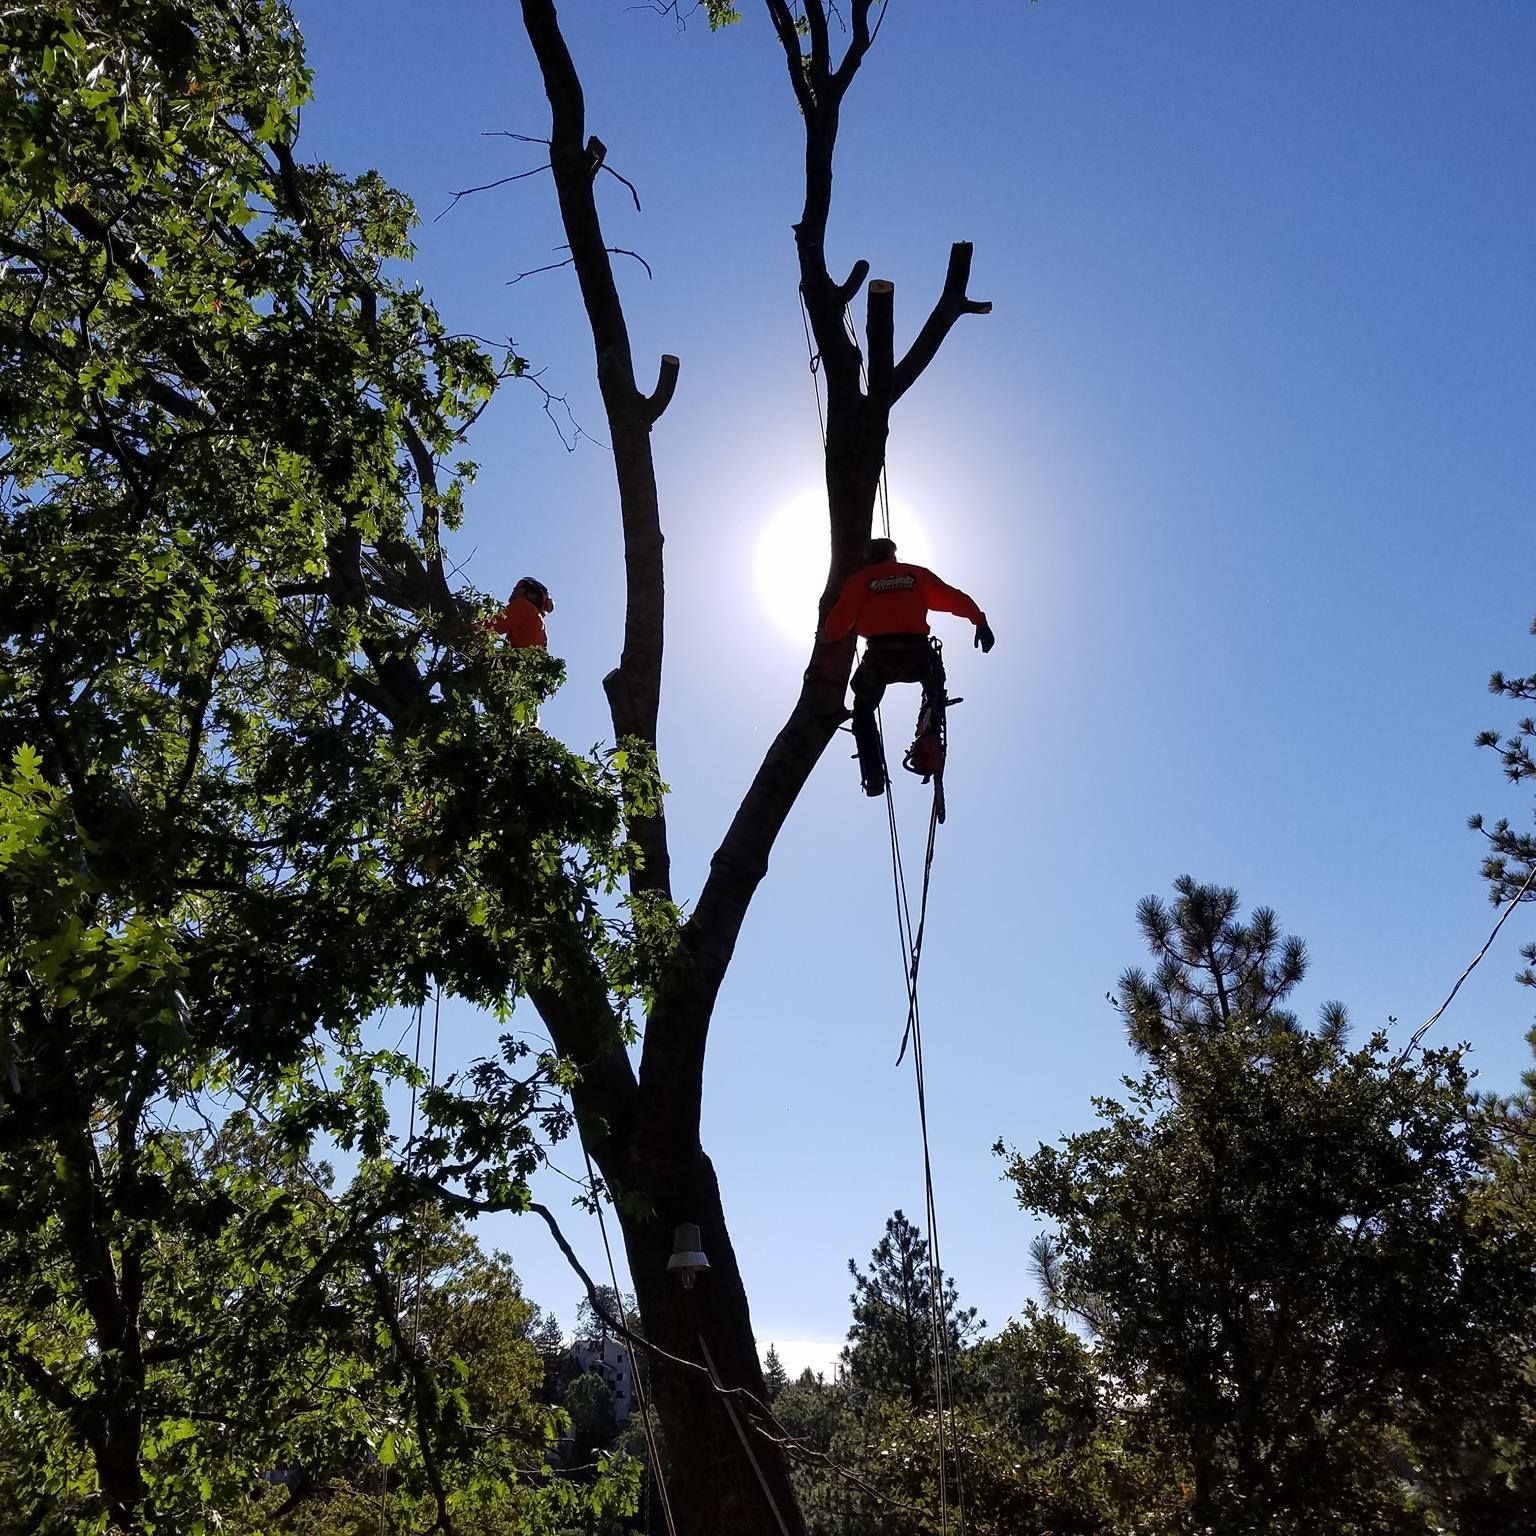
[753,489,935,645]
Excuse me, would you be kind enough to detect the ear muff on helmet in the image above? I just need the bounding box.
[514,578,554,614]
[867,537,897,564]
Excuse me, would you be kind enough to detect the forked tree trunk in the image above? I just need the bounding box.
[513,4,990,1531]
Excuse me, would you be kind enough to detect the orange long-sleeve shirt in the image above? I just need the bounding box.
[486,595,548,649]
[821,560,986,641]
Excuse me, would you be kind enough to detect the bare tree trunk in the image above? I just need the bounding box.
[513,4,990,1531]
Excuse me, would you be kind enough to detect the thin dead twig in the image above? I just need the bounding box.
[508,245,653,284]
[434,164,550,223]
[520,370,608,454]
[600,163,643,213]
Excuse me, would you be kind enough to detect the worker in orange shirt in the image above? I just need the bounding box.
[487,577,555,649]
[821,538,994,797]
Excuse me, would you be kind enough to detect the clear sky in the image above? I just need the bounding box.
[293,0,1536,1372]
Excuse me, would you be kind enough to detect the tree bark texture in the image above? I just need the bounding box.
[514,5,991,1532]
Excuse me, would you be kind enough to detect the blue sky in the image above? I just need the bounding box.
[295,1,1536,1369]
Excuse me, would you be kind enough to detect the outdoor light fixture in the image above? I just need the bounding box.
[667,1222,710,1289]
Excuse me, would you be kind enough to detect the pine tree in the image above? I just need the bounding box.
[1116,875,1348,1057]
[763,1344,790,1399]
[841,1210,980,1409]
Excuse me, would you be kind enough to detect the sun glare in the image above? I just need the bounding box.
[753,489,935,645]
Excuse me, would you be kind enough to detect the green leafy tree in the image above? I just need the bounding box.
[1002,881,1536,1535]
[561,1374,620,1471]
[222,1205,617,1536]
[778,1312,1146,1536]
[0,3,655,1528]
[841,1210,979,1411]
[771,1370,857,1534]
[953,1310,1165,1535]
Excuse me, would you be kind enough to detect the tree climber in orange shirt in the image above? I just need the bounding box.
[486,577,555,649]
[821,538,994,797]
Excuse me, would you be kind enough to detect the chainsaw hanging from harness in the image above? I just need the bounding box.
[902,639,962,789]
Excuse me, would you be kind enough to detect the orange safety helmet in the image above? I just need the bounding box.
[513,577,554,615]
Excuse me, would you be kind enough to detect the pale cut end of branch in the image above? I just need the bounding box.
[868,279,894,295]
[642,353,681,424]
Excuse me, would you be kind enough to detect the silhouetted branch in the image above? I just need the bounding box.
[835,258,870,307]
[507,246,652,284]
[520,370,608,452]
[601,162,644,213]
[892,240,992,403]
[642,353,681,424]
[433,164,550,222]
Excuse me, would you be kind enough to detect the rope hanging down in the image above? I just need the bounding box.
[799,278,968,1533]
[882,769,968,1535]
[583,1147,681,1536]
[377,986,444,1536]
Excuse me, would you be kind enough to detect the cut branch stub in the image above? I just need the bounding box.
[642,353,680,425]
[865,279,894,407]
[836,259,870,307]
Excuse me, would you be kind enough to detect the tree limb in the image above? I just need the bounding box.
[763,0,817,117]
[833,0,878,91]
[519,0,673,901]
[891,240,992,403]
[641,353,680,425]
[834,258,870,307]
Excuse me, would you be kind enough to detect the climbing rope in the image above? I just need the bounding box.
[798,289,826,452]
[375,987,439,1536]
[583,1147,680,1536]
[801,276,969,1534]
[409,986,443,1356]
[698,1331,795,1536]
[882,769,967,1533]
